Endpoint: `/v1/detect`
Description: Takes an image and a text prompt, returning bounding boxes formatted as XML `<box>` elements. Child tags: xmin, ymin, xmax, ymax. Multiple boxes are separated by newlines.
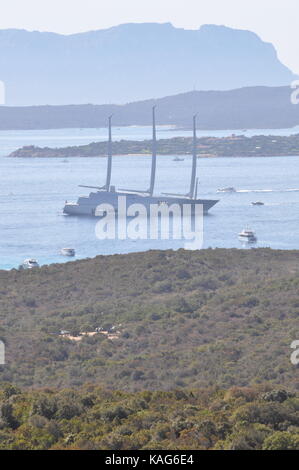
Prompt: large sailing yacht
<box><xmin>63</xmin><ymin>108</ymin><xmax>219</xmax><ymax>216</ymax></box>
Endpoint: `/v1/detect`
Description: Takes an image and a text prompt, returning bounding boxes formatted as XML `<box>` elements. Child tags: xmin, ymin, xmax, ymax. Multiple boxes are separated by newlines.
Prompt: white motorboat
<box><xmin>19</xmin><ymin>259</ymin><xmax>39</xmax><ymax>269</ymax></box>
<box><xmin>238</xmin><ymin>228</ymin><xmax>257</xmax><ymax>242</ymax></box>
<box><xmin>217</xmin><ymin>187</ymin><xmax>236</xmax><ymax>193</ymax></box>
<box><xmin>251</xmin><ymin>201</ymin><xmax>264</xmax><ymax>206</ymax></box>
<box><xmin>60</xmin><ymin>248</ymin><xmax>76</xmax><ymax>257</ymax></box>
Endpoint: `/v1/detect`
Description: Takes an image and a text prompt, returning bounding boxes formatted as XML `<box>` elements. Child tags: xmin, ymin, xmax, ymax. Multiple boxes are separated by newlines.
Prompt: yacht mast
<box><xmin>105</xmin><ymin>115</ymin><xmax>113</xmax><ymax>191</ymax></box>
<box><xmin>188</xmin><ymin>114</ymin><xmax>197</xmax><ymax>199</ymax></box>
<box><xmin>148</xmin><ymin>106</ymin><xmax>157</xmax><ymax>196</ymax></box>
<box><xmin>79</xmin><ymin>115</ymin><xmax>113</xmax><ymax>192</ymax></box>
<box><xmin>162</xmin><ymin>114</ymin><xmax>198</xmax><ymax>199</ymax></box>
<box><xmin>119</xmin><ymin>106</ymin><xmax>157</xmax><ymax>195</ymax></box>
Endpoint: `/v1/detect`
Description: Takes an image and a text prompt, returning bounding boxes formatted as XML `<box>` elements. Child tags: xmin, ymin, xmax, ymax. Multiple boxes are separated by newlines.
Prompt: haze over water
<box><xmin>1</xmin><ymin>126</ymin><xmax>299</xmax><ymax>270</ymax></box>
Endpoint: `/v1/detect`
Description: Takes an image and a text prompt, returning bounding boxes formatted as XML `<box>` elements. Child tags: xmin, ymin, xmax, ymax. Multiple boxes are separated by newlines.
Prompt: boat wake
<box><xmin>236</xmin><ymin>188</ymin><xmax>299</xmax><ymax>193</ymax></box>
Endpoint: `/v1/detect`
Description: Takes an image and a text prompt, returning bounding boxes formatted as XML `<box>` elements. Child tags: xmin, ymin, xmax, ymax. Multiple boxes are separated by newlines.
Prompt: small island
<box><xmin>7</xmin><ymin>133</ymin><xmax>299</xmax><ymax>159</ymax></box>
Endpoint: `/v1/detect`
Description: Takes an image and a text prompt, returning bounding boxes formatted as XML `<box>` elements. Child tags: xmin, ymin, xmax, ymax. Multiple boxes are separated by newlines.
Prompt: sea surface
<box><xmin>1</xmin><ymin>126</ymin><xmax>299</xmax><ymax>270</ymax></box>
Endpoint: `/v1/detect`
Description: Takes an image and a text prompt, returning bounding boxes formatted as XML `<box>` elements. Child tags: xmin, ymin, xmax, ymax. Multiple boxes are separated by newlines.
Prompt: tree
<box><xmin>263</xmin><ymin>432</ymin><xmax>299</xmax><ymax>450</ymax></box>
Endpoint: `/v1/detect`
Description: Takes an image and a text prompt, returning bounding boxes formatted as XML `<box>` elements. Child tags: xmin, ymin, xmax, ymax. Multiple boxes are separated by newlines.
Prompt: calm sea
<box><xmin>1</xmin><ymin>125</ymin><xmax>299</xmax><ymax>270</ymax></box>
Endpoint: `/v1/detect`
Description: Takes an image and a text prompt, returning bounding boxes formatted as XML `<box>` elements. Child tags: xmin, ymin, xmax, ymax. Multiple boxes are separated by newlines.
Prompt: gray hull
<box><xmin>63</xmin><ymin>190</ymin><xmax>218</xmax><ymax>216</ymax></box>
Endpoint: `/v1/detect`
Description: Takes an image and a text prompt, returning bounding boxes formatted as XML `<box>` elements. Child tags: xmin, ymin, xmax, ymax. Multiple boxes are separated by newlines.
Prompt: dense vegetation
<box><xmin>8</xmin><ymin>134</ymin><xmax>299</xmax><ymax>159</ymax></box>
<box><xmin>0</xmin><ymin>249</ymin><xmax>299</xmax><ymax>392</ymax></box>
<box><xmin>1</xmin><ymin>248</ymin><xmax>299</xmax><ymax>450</ymax></box>
<box><xmin>0</xmin><ymin>383</ymin><xmax>298</xmax><ymax>450</ymax></box>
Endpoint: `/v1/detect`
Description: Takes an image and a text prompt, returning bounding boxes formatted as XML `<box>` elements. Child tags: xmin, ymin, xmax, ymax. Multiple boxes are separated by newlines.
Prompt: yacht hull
<box><xmin>63</xmin><ymin>190</ymin><xmax>218</xmax><ymax>216</ymax></box>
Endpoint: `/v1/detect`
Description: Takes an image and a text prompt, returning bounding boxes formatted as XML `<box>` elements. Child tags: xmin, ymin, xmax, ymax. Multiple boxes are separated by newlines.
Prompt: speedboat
<box><xmin>217</xmin><ymin>187</ymin><xmax>236</xmax><ymax>193</ymax></box>
<box><xmin>238</xmin><ymin>228</ymin><xmax>257</xmax><ymax>242</ymax></box>
<box><xmin>19</xmin><ymin>259</ymin><xmax>39</xmax><ymax>270</ymax></box>
<box><xmin>173</xmin><ymin>157</ymin><xmax>184</xmax><ymax>162</ymax></box>
<box><xmin>60</xmin><ymin>248</ymin><xmax>76</xmax><ymax>257</ymax></box>
<box><xmin>251</xmin><ymin>201</ymin><xmax>264</xmax><ymax>206</ymax></box>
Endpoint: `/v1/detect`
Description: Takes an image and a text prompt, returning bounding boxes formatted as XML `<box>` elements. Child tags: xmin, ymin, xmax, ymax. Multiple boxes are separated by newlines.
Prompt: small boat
<box><xmin>19</xmin><ymin>259</ymin><xmax>39</xmax><ymax>270</ymax></box>
<box><xmin>60</xmin><ymin>248</ymin><xmax>76</xmax><ymax>257</ymax></box>
<box><xmin>238</xmin><ymin>228</ymin><xmax>257</xmax><ymax>242</ymax></box>
<box><xmin>172</xmin><ymin>157</ymin><xmax>184</xmax><ymax>162</ymax></box>
<box><xmin>251</xmin><ymin>201</ymin><xmax>264</xmax><ymax>206</ymax></box>
<box><xmin>217</xmin><ymin>187</ymin><xmax>236</xmax><ymax>193</ymax></box>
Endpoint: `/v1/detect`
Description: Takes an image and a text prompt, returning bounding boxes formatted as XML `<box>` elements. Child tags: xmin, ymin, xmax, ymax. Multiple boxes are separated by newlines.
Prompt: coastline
<box><xmin>6</xmin><ymin>133</ymin><xmax>299</xmax><ymax>159</ymax></box>
<box><xmin>6</xmin><ymin>152</ymin><xmax>299</xmax><ymax>159</ymax></box>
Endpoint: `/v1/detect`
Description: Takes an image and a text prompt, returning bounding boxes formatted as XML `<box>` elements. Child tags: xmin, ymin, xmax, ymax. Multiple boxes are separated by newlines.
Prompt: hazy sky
<box><xmin>1</xmin><ymin>0</ymin><xmax>299</xmax><ymax>73</ymax></box>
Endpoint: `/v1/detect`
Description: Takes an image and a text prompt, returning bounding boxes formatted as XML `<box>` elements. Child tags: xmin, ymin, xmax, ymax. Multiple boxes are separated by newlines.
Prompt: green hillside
<box><xmin>0</xmin><ymin>248</ymin><xmax>298</xmax><ymax>391</ymax></box>
<box><xmin>8</xmin><ymin>133</ymin><xmax>299</xmax><ymax>158</ymax></box>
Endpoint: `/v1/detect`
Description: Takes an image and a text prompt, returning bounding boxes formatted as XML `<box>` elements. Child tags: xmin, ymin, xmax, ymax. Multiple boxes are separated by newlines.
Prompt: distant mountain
<box><xmin>0</xmin><ymin>23</ymin><xmax>296</xmax><ymax>105</ymax></box>
<box><xmin>0</xmin><ymin>86</ymin><xmax>299</xmax><ymax>130</ymax></box>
